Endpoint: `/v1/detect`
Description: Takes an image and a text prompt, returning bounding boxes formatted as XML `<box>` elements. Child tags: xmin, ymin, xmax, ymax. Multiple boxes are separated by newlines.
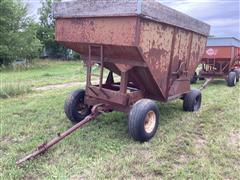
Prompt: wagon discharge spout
<box><xmin>16</xmin><ymin>104</ymin><xmax>104</xmax><ymax>165</ymax></box>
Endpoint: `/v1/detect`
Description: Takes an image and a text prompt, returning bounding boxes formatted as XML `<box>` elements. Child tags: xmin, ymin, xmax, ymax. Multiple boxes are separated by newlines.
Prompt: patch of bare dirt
<box><xmin>173</xmin><ymin>153</ymin><xmax>189</xmax><ymax>172</ymax></box>
<box><xmin>229</xmin><ymin>131</ymin><xmax>240</xmax><ymax>148</ymax></box>
<box><xmin>1</xmin><ymin>136</ymin><xmax>13</xmax><ymax>143</ymax></box>
<box><xmin>193</xmin><ymin>121</ymin><xmax>207</xmax><ymax>156</ymax></box>
<box><xmin>32</xmin><ymin>78</ymin><xmax>110</xmax><ymax>91</ymax></box>
<box><xmin>195</xmin><ymin>135</ymin><xmax>206</xmax><ymax>151</ymax></box>
<box><xmin>33</xmin><ymin>82</ymin><xmax>81</xmax><ymax>91</ymax></box>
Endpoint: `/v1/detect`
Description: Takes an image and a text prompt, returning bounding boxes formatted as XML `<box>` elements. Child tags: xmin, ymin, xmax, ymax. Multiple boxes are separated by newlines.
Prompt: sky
<box><xmin>23</xmin><ymin>0</ymin><xmax>239</xmax><ymax>38</ymax></box>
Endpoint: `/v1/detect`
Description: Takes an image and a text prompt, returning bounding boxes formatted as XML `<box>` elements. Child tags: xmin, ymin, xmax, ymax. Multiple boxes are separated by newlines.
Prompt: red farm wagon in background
<box><xmin>192</xmin><ymin>37</ymin><xmax>240</xmax><ymax>86</ymax></box>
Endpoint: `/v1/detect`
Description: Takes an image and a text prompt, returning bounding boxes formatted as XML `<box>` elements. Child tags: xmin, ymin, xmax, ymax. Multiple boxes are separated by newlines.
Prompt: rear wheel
<box><xmin>234</xmin><ymin>69</ymin><xmax>240</xmax><ymax>82</ymax></box>
<box><xmin>190</xmin><ymin>72</ymin><xmax>198</xmax><ymax>84</ymax></box>
<box><xmin>183</xmin><ymin>89</ymin><xmax>202</xmax><ymax>112</ymax></box>
<box><xmin>199</xmin><ymin>76</ymin><xmax>205</xmax><ymax>81</ymax></box>
<box><xmin>64</xmin><ymin>89</ymin><xmax>91</xmax><ymax>123</ymax></box>
<box><xmin>128</xmin><ymin>99</ymin><xmax>160</xmax><ymax>142</ymax></box>
<box><xmin>227</xmin><ymin>71</ymin><xmax>237</xmax><ymax>87</ymax></box>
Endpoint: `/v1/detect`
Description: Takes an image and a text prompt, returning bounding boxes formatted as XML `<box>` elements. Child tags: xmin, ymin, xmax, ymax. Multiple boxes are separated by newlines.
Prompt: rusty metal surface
<box><xmin>138</xmin><ymin>20</ymin><xmax>173</xmax><ymax>99</ymax></box>
<box><xmin>138</xmin><ymin>19</ymin><xmax>207</xmax><ymax>99</ymax></box>
<box><xmin>56</xmin><ymin>17</ymin><xmax>138</xmax><ymax>46</ymax></box>
<box><xmin>202</xmin><ymin>46</ymin><xmax>239</xmax><ymax>60</ymax></box>
<box><xmin>53</xmin><ymin>0</ymin><xmax>210</xmax><ymax>36</ymax></box>
<box><xmin>86</xmin><ymin>85</ymin><xmax>129</xmax><ymax>106</ymax></box>
<box><xmin>55</xmin><ymin>14</ymin><xmax>208</xmax><ymax>108</ymax></box>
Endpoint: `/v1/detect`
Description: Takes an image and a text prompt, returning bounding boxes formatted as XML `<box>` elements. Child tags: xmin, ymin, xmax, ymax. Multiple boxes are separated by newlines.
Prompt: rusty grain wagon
<box><xmin>16</xmin><ymin>0</ymin><xmax>211</xmax><ymax>165</ymax></box>
<box><xmin>53</xmin><ymin>0</ymin><xmax>210</xmax><ymax>141</ymax></box>
<box><xmin>197</xmin><ymin>37</ymin><xmax>240</xmax><ymax>87</ymax></box>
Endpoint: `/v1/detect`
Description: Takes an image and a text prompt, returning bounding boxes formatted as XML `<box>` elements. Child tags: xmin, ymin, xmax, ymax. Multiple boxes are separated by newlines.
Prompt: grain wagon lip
<box><xmin>52</xmin><ymin>0</ymin><xmax>210</xmax><ymax>36</ymax></box>
<box><xmin>54</xmin><ymin>15</ymin><xmax>209</xmax><ymax>37</ymax></box>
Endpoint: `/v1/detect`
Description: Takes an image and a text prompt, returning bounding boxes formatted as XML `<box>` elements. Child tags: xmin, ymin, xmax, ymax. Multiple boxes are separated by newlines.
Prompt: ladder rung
<box><xmin>91</xmin><ymin>74</ymin><xmax>101</xmax><ymax>77</ymax></box>
<box><xmin>90</xmin><ymin>45</ymin><xmax>102</xmax><ymax>48</ymax></box>
<box><xmin>91</xmin><ymin>60</ymin><xmax>101</xmax><ymax>64</ymax></box>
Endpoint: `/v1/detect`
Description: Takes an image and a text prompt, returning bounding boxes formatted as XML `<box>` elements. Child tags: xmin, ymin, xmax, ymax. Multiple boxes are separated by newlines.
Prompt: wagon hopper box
<box><xmin>199</xmin><ymin>37</ymin><xmax>240</xmax><ymax>87</ymax></box>
<box><xmin>52</xmin><ymin>0</ymin><xmax>210</xmax><ymax>141</ymax></box>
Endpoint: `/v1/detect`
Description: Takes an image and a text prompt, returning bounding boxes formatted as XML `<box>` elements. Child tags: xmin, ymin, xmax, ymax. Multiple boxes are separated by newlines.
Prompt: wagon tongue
<box><xmin>16</xmin><ymin>104</ymin><xmax>104</xmax><ymax>165</ymax></box>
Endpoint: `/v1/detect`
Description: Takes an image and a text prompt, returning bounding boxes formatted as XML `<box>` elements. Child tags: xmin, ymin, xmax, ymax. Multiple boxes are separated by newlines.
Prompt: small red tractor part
<box><xmin>17</xmin><ymin>0</ymin><xmax>210</xmax><ymax>165</ymax></box>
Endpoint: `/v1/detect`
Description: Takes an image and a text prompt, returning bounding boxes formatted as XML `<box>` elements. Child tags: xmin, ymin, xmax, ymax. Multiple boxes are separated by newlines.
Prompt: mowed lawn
<box><xmin>1</xmin><ymin>60</ymin><xmax>86</xmax><ymax>88</ymax></box>
<box><xmin>0</xmin><ymin>61</ymin><xmax>240</xmax><ymax>179</ymax></box>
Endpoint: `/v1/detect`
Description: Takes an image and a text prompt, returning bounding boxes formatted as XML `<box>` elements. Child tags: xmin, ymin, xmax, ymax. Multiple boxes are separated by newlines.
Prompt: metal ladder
<box><xmin>87</xmin><ymin>45</ymin><xmax>104</xmax><ymax>88</ymax></box>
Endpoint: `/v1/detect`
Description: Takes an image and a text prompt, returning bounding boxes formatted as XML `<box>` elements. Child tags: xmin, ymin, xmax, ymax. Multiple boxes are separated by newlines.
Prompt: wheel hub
<box><xmin>144</xmin><ymin>111</ymin><xmax>156</xmax><ymax>133</ymax></box>
<box><xmin>77</xmin><ymin>104</ymin><xmax>88</xmax><ymax>115</ymax></box>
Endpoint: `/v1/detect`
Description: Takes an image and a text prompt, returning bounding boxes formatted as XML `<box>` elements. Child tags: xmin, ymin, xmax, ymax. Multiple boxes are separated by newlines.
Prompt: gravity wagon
<box><xmin>196</xmin><ymin>37</ymin><xmax>240</xmax><ymax>86</ymax></box>
<box><xmin>54</xmin><ymin>0</ymin><xmax>210</xmax><ymax>141</ymax></box>
<box><xmin>17</xmin><ymin>0</ymin><xmax>211</xmax><ymax>165</ymax></box>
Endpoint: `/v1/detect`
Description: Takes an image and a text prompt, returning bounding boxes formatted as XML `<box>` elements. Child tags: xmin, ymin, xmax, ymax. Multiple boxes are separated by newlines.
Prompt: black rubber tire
<box><xmin>227</xmin><ymin>71</ymin><xmax>237</xmax><ymax>87</ymax></box>
<box><xmin>128</xmin><ymin>99</ymin><xmax>160</xmax><ymax>142</ymax></box>
<box><xmin>190</xmin><ymin>72</ymin><xmax>198</xmax><ymax>84</ymax></box>
<box><xmin>183</xmin><ymin>89</ymin><xmax>202</xmax><ymax>112</ymax></box>
<box><xmin>64</xmin><ymin>89</ymin><xmax>91</xmax><ymax>123</ymax></box>
<box><xmin>234</xmin><ymin>69</ymin><xmax>240</xmax><ymax>82</ymax></box>
<box><xmin>199</xmin><ymin>77</ymin><xmax>205</xmax><ymax>81</ymax></box>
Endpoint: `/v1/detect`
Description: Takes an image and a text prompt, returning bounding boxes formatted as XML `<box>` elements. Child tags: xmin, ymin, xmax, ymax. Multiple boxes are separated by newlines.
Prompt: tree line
<box><xmin>0</xmin><ymin>0</ymin><xmax>74</xmax><ymax>66</ymax></box>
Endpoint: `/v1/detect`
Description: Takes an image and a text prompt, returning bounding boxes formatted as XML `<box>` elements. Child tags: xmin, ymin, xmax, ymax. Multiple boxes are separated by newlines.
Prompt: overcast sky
<box><xmin>24</xmin><ymin>0</ymin><xmax>239</xmax><ymax>38</ymax></box>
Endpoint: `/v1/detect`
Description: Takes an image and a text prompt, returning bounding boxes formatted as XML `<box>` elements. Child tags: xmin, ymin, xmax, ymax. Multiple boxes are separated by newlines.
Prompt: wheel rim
<box><xmin>77</xmin><ymin>104</ymin><xmax>87</xmax><ymax>115</ymax></box>
<box><xmin>234</xmin><ymin>76</ymin><xmax>237</xmax><ymax>85</ymax></box>
<box><xmin>144</xmin><ymin>111</ymin><xmax>156</xmax><ymax>133</ymax></box>
<box><xmin>194</xmin><ymin>95</ymin><xmax>201</xmax><ymax>111</ymax></box>
<box><xmin>76</xmin><ymin>99</ymin><xmax>88</xmax><ymax>116</ymax></box>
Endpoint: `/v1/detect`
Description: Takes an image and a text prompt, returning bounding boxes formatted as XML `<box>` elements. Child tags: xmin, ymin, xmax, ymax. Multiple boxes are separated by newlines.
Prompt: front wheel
<box><xmin>128</xmin><ymin>99</ymin><xmax>160</xmax><ymax>142</ymax></box>
<box><xmin>183</xmin><ymin>89</ymin><xmax>202</xmax><ymax>112</ymax></box>
<box><xmin>190</xmin><ymin>72</ymin><xmax>198</xmax><ymax>84</ymax></box>
<box><xmin>64</xmin><ymin>89</ymin><xmax>91</xmax><ymax>123</ymax></box>
<box><xmin>227</xmin><ymin>71</ymin><xmax>237</xmax><ymax>87</ymax></box>
<box><xmin>234</xmin><ymin>69</ymin><xmax>240</xmax><ymax>82</ymax></box>
<box><xmin>199</xmin><ymin>76</ymin><xmax>205</xmax><ymax>81</ymax></box>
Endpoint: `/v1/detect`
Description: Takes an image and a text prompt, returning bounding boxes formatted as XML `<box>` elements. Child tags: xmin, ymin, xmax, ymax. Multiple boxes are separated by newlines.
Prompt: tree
<box><xmin>0</xmin><ymin>0</ymin><xmax>41</xmax><ymax>65</ymax></box>
<box><xmin>37</xmin><ymin>0</ymin><xmax>68</xmax><ymax>59</ymax></box>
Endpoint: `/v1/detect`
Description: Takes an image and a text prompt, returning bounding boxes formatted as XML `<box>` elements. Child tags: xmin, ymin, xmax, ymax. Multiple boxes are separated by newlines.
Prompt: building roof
<box><xmin>207</xmin><ymin>37</ymin><xmax>240</xmax><ymax>47</ymax></box>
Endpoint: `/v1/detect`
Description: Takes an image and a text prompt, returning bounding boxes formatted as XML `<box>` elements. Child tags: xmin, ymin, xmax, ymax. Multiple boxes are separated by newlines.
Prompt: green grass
<box><xmin>0</xmin><ymin>62</ymin><xmax>239</xmax><ymax>179</ymax></box>
<box><xmin>0</xmin><ymin>82</ymin><xmax>32</xmax><ymax>98</ymax></box>
<box><xmin>0</xmin><ymin>60</ymin><xmax>86</xmax><ymax>88</ymax></box>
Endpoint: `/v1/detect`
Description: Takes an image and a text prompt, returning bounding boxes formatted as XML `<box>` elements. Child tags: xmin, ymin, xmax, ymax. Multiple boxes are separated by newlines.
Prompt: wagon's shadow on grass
<box><xmin>197</xmin><ymin>79</ymin><xmax>227</xmax><ymax>88</ymax></box>
<box><xmin>16</xmin><ymin>101</ymin><xmax>185</xmax><ymax>167</ymax></box>
<box><xmin>207</xmin><ymin>79</ymin><xmax>227</xmax><ymax>86</ymax></box>
<box><xmin>157</xmin><ymin>101</ymin><xmax>184</xmax><ymax>126</ymax></box>
<box><xmin>86</xmin><ymin>100</ymin><xmax>183</xmax><ymax>142</ymax></box>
